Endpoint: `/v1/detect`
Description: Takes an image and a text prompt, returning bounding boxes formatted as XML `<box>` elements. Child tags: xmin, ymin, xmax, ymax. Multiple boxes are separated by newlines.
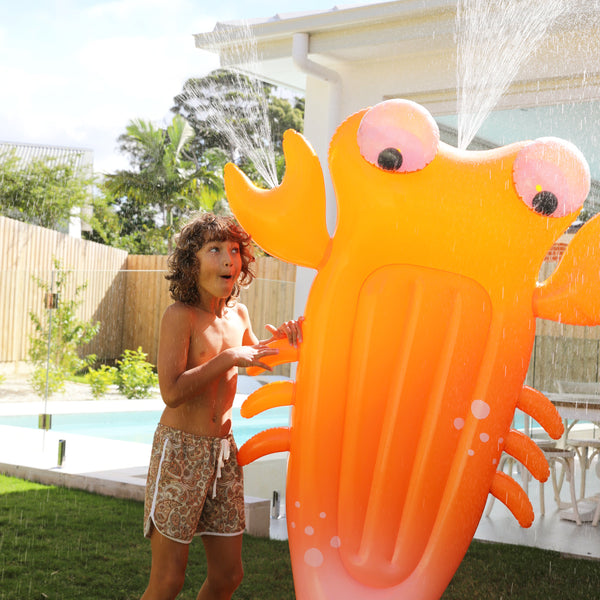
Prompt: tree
<box><xmin>267</xmin><ymin>95</ymin><xmax>305</xmax><ymax>152</ymax></box>
<box><xmin>0</xmin><ymin>151</ymin><xmax>94</xmax><ymax>231</ymax></box>
<box><xmin>83</xmin><ymin>190</ymin><xmax>168</xmax><ymax>254</ymax></box>
<box><xmin>97</xmin><ymin>72</ymin><xmax>305</xmax><ymax>254</ymax></box>
<box><xmin>170</xmin><ymin>70</ymin><xmax>240</xmax><ymax>160</ymax></box>
<box><xmin>171</xmin><ymin>69</ymin><xmax>304</xmax><ymax>187</ymax></box>
<box><xmin>28</xmin><ymin>259</ymin><xmax>100</xmax><ymax>399</ymax></box>
<box><xmin>104</xmin><ymin>115</ymin><xmax>223</xmax><ymax>251</ymax></box>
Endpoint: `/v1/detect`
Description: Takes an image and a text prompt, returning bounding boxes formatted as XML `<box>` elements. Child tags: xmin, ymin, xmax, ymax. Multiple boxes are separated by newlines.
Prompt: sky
<box><xmin>3</xmin><ymin>0</ymin><xmax>599</xmax><ymax>183</ymax></box>
<box><xmin>0</xmin><ymin>0</ymin><xmax>382</xmax><ymax>175</ymax></box>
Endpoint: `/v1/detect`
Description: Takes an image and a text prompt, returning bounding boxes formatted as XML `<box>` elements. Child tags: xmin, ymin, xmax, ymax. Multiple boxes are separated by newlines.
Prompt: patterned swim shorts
<box><xmin>144</xmin><ymin>424</ymin><xmax>245</xmax><ymax>543</ymax></box>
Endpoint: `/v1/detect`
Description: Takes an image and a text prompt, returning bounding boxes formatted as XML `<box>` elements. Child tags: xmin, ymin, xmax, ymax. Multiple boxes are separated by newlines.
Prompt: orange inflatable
<box><xmin>225</xmin><ymin>99</ymin><xmax>600</xmax><ymax>599</ymax></box>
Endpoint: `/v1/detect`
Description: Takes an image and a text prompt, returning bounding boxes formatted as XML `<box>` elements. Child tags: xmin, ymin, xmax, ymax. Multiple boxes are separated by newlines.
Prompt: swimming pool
<box><xmin>0</xmin><ymin>406</ymin><xmax>292</xmax><ymax>448</ymax></box>
<box><xmin>0</xmin><ymin>405</ymin><xmax>568</xmax><ymax>450</ymax></box>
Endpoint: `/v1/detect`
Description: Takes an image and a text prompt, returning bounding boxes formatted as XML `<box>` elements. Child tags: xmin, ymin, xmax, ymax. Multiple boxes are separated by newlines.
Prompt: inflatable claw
<box><xmin>225</xmin><ymin>99</ymin><xmax>598</xmax><ymax>599</ymax></box>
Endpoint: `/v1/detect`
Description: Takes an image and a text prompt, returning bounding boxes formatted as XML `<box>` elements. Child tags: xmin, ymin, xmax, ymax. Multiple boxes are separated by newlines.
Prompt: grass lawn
<box><xmin>1</xmin><ymin>474</ymin><xmax>599</xmax><ymax>599</ymax></box>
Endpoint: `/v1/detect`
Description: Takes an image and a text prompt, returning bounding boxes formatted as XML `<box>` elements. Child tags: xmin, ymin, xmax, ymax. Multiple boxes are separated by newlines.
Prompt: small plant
<box><xmin>87</xmin><ymin>364</ymin><xmax>117</xmax><ymax>400</ymax></box>
<box><xmin>114</xmin><ymin>347</ymin><xmax>158</xmax><ymax>399</ymax></box>
<box><xmin>30</xmin><ymin>366</ymin><xmax>66</xmax><ymax>398</ymax></box>
<box><xmin>28</xmin><ymin>259</ymin><xmax>100</xmax><ymax>398</ymax></box>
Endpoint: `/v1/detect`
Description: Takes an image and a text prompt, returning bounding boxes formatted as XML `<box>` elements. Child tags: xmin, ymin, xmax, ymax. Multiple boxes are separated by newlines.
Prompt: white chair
<box><xmin>593</xmin><ymin>496</ymin><xmax>600</xmax><ymax>526</ymax></box>
<box><xmin>485</xmin><ymin>433</ymin><xmax>581</xmax><ymax>524</ymax></box>
<box><xmin>484</xmin><ymin>440</ymin><xmax>576</xmax><ymax>522</ymax></box>
<box><xmin>556</xmin><ymin>380</ymin><xmax>600</xmax><ymax>500</ymax></box>
<box><xmin>566</xmin><ymin>438</ymin><xmax>600</xmax><ymax>499</ymax></box>
<box><xmin>579</xmin><ymin>458</ymin><xmax>600</xmax><ymax>526</ymax></box>
<box><xmin>539</xmin><ymin>446</ymin><xmax>582</xmax><ymax>525</ymax></box>
<box><xmin>485</xmin><ymin>453</ymin><xmax>521</xmax><ymax>517</ymax></box>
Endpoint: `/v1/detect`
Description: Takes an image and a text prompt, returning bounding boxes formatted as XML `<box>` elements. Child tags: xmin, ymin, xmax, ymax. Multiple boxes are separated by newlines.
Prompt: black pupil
<box><xmin>378</xmin><ymin>147</ymin><xmax>403</xmax><ymax>171</ymax></box>
<box><xmin>532</xmin><ymin>190</ymin><xmax>558</xmax><ymax>216</ymax></box>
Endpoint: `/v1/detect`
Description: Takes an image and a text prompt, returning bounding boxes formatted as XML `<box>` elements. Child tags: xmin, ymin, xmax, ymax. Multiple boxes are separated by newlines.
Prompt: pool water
<box><xmin>0</xmin><ymin>408</ymin><xmax>569</xmax><ymax>448</ymax></box>
<box><xmin>0</xmin><ymin>406</ymin><xmax>292</xmax><ymax>448</ymax></box>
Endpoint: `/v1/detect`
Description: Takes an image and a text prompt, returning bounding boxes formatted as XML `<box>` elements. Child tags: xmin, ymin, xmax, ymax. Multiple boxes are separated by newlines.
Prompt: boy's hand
<box><xmin>230</xmin><ymin>344</ymin><xmax>279</xmax><ymax>371</ymax></box>
<box><xmin>264</xmin><ymin>317</ymin><xmax>304</xmax><ymax>348</ymax></box>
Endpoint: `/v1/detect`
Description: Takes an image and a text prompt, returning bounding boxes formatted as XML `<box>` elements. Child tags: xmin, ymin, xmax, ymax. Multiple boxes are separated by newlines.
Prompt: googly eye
<box><xmin>513</xmin><ymin>137</ymin><xmax>590</xmax><ymax>218</ymax></box>
<box><xmin>357</xmin><ymin>99</ymin><xmax>440</xmax><ymax>173</ymax></box>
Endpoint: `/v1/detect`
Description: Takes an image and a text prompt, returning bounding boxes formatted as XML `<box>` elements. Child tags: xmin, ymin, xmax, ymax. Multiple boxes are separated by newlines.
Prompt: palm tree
<box><xmin>105</xmin><ymin>115</ymin><xmax>223</xmax><ymax>251</ymax></box>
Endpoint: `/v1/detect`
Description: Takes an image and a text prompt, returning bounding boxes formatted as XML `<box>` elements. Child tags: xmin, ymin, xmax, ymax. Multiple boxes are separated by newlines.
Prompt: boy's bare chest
<box><xmin>188</xmin><ymin>310</ymin><xmax>244</xmax><ymax>366</ymax></box>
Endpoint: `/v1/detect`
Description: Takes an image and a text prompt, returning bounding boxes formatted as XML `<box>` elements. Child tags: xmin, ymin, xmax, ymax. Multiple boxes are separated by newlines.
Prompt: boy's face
<box><xmin>195</xmin><ymin>239</ymin><xmax>242</xmax><ymax>300</ymax></box>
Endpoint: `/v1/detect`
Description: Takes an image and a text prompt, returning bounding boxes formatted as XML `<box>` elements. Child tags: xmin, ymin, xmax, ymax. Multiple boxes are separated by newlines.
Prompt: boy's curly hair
<box><xmin>166</xmin><ymin>213</ymin><xmax>255</xmax><ymax>306</ymax></box>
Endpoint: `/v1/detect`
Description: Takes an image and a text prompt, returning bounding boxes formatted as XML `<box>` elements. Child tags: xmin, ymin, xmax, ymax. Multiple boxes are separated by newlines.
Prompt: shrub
<box><xmin>115</xmin><ymin>347</ymin><xmax>158</xmax><ymax>399</ymax></box>
<box><xmin>87</xmin><ymin>364</ymin><xmax>117</xmax><ymax>400</ymax></box>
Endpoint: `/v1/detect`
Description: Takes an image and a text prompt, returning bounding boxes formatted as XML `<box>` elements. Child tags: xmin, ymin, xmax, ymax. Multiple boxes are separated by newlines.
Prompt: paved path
<box><xmin>0</xmin><ymin>373</ymin><xmax>160</xmax><ymax>404</ymax></box>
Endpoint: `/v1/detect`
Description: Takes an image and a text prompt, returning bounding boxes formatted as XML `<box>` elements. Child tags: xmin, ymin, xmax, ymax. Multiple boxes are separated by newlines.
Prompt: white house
<box><xmin>195</xmin><ymin>0</ymin><xmax>600</xmax><ymax>314</ymax></box>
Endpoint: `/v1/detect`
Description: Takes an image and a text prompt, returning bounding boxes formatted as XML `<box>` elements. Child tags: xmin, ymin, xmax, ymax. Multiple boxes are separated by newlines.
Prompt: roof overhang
<box><xmin>195</xmin><ymin>1</ymin><xmax>457</xmax><ymax>94</ymax></box>
<box><xmin>195</xmin><ymin>0</ymin><xmax>600</xmax><ymax>114</ymax></box>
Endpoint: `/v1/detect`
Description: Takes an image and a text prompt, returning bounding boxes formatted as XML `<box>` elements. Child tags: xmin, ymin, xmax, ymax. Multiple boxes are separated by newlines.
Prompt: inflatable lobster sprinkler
<box><xmin>225</xmin><ymin>99</ymin><xmax>600</xmax><ymax>599</ymax></box>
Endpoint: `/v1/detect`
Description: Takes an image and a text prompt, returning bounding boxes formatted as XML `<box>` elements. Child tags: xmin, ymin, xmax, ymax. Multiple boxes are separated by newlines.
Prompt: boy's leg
<box><xmin>196</xmin><ymin>534</ymin><xmax>244</xmax><ymax>600</ymax></box>
<box><xmin>141</xmin><ymin>528</ymin><xmax>190</xmax><ymax>600</ymax></box>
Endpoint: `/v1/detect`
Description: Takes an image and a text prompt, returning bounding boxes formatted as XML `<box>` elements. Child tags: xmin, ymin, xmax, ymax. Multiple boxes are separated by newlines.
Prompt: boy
<box><xmin>141</xmin><ymin>213</ymin><xmax>301</xmax><ymax>600</ymax></box>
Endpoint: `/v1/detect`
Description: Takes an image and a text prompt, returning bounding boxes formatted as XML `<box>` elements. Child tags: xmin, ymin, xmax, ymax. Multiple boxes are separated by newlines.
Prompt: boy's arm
<box><xmin>158</xmin><ymin>304</ymin><xmax>277</xmax><ymax>408</ymax></box>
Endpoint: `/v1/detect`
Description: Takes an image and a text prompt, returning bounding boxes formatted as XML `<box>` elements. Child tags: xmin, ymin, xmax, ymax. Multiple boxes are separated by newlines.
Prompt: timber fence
<box><xmin>0</xmin><ymin>216</ymin><xmax>296</xmax><ymax>374</ymax></box>
<box><xmin>2</xmin><ymin>215</ymin><xmax>600</xmax><ymax>391</ymax></box>
<box><xmin>528</xmin><ymin>255</ymin><xmax>600</xmax><ymax>392</ymax></box>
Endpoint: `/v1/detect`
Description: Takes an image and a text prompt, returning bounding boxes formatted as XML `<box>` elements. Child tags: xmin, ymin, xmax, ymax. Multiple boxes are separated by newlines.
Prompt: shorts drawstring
<box><xmin>212</xmin><ymin>437</ymin><xmax>231</xmax><ymax>499</ymax></box>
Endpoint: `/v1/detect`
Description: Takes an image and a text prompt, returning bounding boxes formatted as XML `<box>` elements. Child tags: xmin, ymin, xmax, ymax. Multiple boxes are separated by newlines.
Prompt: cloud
<box><xmin>78</xmin><ymin>32</ymin><xmax>216</xmax><ymax>99</ymax></box>
<box><xmin>85</xmin><ymin>0</ymin><xmax>195</xmax><ymax>22</ymax></box>
<box><xmin>2</xmin><ymin>0</ymin><xmax>314</xmax><ymax>174</ymax></box>
<box><xmin>72</xmin><ymin>30</ymin><xmax>218</xmax><ymax>172</ymax></box>
<box><xmin>1</xmin><ymin>0</ymin><xmax>219</xmax><ymax>173</ymax></box>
